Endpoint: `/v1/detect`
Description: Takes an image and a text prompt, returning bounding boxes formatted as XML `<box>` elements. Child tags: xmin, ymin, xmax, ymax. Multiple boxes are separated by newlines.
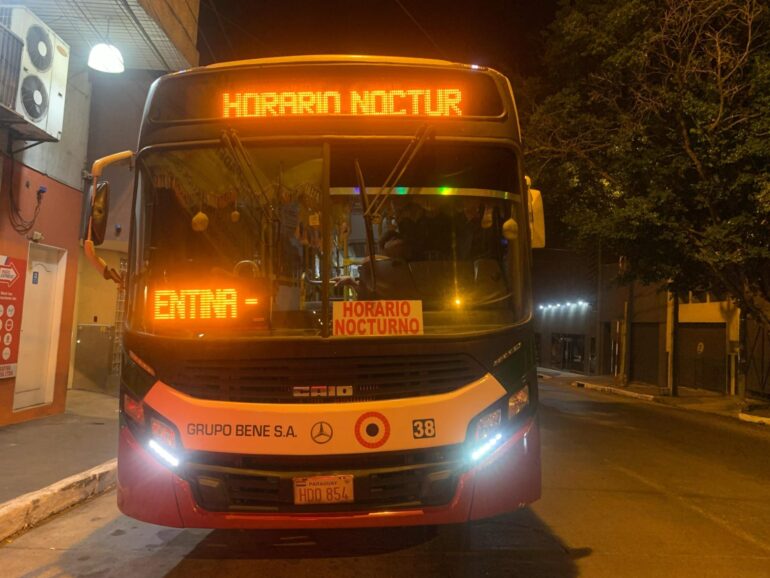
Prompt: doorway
<box><xmin>13</xmin><ymin>244</ymin><xmax>67</xmax><ymax>410</ymax></box>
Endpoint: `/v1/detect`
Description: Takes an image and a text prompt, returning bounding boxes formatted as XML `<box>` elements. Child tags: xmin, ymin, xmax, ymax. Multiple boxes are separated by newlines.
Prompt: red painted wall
<box><xmin>0</xmin><ymin>154</ymin><xmax>82</xmax><ymax>425</ymax></box>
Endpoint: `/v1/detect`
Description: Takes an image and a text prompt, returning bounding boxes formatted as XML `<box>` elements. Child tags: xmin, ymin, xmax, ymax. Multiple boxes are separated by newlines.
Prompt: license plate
<box><xmin>293</xmin><ymin>475</ymin><xmax>354</xmax><ymax>505</ymax></box>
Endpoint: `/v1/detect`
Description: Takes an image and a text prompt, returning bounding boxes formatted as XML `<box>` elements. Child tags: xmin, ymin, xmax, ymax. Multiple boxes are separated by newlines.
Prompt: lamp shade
<box><xmin>88</xmin><ymin>43</ymin><xmax>125</xmax><ymax>73</ymax></box>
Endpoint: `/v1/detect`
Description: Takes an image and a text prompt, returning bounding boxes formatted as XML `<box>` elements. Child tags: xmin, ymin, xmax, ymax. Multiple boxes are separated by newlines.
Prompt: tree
<box><xmin>524</xmin><ymin>0</ymin><xmax>770</xmax><ymax>324</ymax></box>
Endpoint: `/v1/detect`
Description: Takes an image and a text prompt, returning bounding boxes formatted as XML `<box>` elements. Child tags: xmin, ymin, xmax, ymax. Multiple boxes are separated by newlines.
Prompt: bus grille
<box><xmin>183</xmin><ymin>446</ymin><xmax>463</xmax><ymax>512</ymax></box>
<box><xmin>169</xmin><ymin>354</ymin><xmax>485</xmax><ymax>403</ymax></box>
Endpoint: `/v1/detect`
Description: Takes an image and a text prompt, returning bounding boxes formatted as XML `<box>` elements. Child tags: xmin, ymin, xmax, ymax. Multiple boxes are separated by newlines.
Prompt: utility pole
<box><xmin>595</xmin><ymin>243</ymin><xmax>603</xmax><ymax>375</ymax></box>
<box><xmin>666</xmin><ymin>291</ymin><xmax>679</xmax><ymax>396</ymax></box>
<box><xmin>618</xmin><ymin>281</ymin><xmax>634</xmax><ymax>387</ymax></box>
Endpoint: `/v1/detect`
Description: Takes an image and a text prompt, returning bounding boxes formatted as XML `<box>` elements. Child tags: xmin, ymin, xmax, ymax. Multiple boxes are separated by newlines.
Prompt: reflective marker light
<box><xmin>508</xmin><ymin>386</ymin><xmax>530</xmax><ymax>419</ymax></box>
<box><xmin>148</xmin><ymin>439</ymin><xmax>180</xmax><ymax>468</ymax></box>
<box><xmin>123</xmin><ymin>394</ymin><xmax>144</xmax><ymax>425</ymax></box>
<box><xmin>128</xmin><ymin>350</ymin><xmax>155</xmax><ymax>377</ymax></box>
<box><xmin>471</xmin><ymin>433</ymin><xmax>502</xmax><ymax>461</ymax></box>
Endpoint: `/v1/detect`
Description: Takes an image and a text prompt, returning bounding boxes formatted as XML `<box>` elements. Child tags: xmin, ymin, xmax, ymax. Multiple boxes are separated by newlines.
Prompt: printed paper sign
<box><xmin>0</xmin><ymin>256</ymin><xmax>26</xmax><ymax>379</ymax></box>
<box><xmin>332</xmin><ymin>300</ymin><xmax>423</xmax><ymax>337</ymax></box>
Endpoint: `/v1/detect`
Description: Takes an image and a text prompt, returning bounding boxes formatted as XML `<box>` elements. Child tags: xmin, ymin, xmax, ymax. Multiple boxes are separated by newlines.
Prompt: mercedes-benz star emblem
<box><xmin>311</xmin><ymin>421</ymin><xmax>333</xmax><ymax>444</ymax></box>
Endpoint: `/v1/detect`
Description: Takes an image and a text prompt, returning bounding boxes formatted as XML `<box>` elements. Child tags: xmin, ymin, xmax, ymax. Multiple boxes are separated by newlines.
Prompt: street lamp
<box><xmin>88</xmin><ymin>43</ymin><xmax>124</xmax><ymax>73</ymax></box>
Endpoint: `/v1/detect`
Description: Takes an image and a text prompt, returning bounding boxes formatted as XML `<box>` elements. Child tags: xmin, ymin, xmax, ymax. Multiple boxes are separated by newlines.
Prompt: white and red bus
<box><xmin>85</xmin><ymin>55</ymin><xmax>545</xmax><ymax>529</ymax></box>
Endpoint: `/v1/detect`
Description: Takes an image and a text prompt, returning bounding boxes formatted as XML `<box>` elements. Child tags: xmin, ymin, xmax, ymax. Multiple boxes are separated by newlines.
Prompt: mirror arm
<box><xmin>86</xmin><ymin>150</ymin><xmax>134</xmax><ymax>284</ymax></box>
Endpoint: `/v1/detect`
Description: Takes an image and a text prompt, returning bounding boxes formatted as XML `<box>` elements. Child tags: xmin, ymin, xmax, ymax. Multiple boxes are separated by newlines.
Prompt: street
<box><xmin>2</xmin><ymin>374</ymin><xmax>770</xmax><ymax>577</ymax></box>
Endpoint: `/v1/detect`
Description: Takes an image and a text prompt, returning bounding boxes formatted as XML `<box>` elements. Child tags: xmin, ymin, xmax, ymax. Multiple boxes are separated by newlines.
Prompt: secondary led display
<box><xmin>153</xmin><ymin>288</ymin><xmax>260</xmax><ymax>321</ymax></box>
<box><xmin>222</xmin><ymin>88</ymin><xmax>463</xmax><ymax>118</ymax></box>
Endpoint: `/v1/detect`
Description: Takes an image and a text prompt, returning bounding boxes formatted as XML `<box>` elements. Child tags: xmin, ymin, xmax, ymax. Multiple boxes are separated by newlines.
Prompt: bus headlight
<box><xmin>471</xmin><ymin>406</ymin><xmax>504</xmax><ymax>461</ymax></box>
<box><xmin>469</xmin><ymin>385</ymin><xmax>530</xmax><ymax>462</ymax></box>
<box><xmin>148</xmin><ymin>439</ymin><xmax>181</xmax><ymax>468</ymax></box>
<box><xmin>122</xmin><ymin>391</ymin><xmax>183</xmax><ymax>469</ymax></box>
<box><xmin>148</xmin><ymin>417</ymin><xmax>181</xmax><ymax>468</ymax></box>
<box><xmin>475</xmin><ymin>408</ymin><xmax>502</xmax><ymax>441</ymax></box>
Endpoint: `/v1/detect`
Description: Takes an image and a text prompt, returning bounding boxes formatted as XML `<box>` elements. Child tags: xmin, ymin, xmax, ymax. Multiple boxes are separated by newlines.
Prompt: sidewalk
<box><xmin>552</xmin><ymin>371</ymin><xmax>770</xmax><ymax>425</ymax></box>
<box><xmin>0</xmin><ymin>389</ymin><xmax>118</xmax><ymax>542</ymax></box>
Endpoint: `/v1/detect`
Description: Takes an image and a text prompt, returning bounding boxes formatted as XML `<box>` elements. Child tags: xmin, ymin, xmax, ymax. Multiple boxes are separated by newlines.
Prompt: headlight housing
<box><xmin>469</xmin><ymin>383</ymin><xmax>530</xmax><ymax>462</ymax></box>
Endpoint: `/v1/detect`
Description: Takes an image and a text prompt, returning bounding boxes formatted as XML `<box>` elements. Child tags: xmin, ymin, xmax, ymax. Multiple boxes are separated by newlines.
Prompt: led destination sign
<box><xmin>148</xmin><ymin>65</ymin><xmax>505</xmax><ymax>122</ymax></box>
<box><xmin>153</xmin><ymin>288</ymin><xmax>260</xmax><ymax>321</ymax></box>
<box><xmin>222</xmin><ymin>88</ymin><xmax>463</xmax><ymax>118</ymax></box>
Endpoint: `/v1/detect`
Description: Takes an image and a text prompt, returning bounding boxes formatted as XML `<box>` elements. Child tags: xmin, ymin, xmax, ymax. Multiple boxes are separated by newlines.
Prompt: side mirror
<box><xmin>526</xmin><ymin>177</ymin><xmax>546</xmax><ymax>248</ymax></box>
<box><xmin>89</xmin><ymin>181</ymin><xmax>110</xmax><ymax>246</ymax></box>
<box><xmin>84</xmin><ymin>150</ymin><xmax>133</xmax><ymax>283</ymax></box>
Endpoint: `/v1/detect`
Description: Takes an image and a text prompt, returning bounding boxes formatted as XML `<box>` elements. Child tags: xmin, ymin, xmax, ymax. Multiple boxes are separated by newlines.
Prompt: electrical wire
<box><xmin>116</xmin><ymin>0</ymin><xmax>171</xmax><ymax>70</ymax></box>
<box><xmin>204</xmin><ymin>0</ymin><xmax>236</xmax><ymax>61</ymax></box>
<box><xmin>5</xmin><ymin>155</ymin><xmax>44</xmax><ymax>235</ymax></box>
<box><xmin>392</xmin><ymin>0</ymin><xmax>448</xmax><ymax>59</ymax></box>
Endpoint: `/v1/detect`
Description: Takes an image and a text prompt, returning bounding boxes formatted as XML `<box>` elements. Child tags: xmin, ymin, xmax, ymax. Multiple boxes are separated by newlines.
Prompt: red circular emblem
<box><xmin>354</xmin><ymin>411</ymin><xmax>391</xmax><ymax>449</ymax></box>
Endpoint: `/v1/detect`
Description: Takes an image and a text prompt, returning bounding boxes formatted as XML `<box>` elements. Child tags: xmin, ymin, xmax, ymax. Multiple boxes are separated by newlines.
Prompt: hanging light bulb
<box><xmin>88</xmin><ymin>43</ymin><xmax>125</xmax><ymax>73</ymax></box>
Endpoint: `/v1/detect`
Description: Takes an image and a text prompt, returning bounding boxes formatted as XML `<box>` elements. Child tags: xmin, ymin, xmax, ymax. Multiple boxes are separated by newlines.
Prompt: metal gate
<box><xmin>676</xmin><ymin>323</ymin><xmax>726</xmax><ymax>393</ymax></box>
<box><xmin>746</xmin><ymin>318</ymin><xmax>770</xmax><ymax>398</ymax></box>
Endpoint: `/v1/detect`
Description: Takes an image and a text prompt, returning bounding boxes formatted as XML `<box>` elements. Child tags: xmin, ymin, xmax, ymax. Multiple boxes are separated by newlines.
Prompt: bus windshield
<box><xmin>130</xmin><ymin>141</ymin><xmax>526</xmax><ymax>338</ymax></box>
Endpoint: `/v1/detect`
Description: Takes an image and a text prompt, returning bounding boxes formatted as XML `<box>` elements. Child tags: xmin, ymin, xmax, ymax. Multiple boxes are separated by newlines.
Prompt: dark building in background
<box><xmin>533</xmin><ymin>248</ymin><xmax>745</xmax><ymax>397</ymax></box>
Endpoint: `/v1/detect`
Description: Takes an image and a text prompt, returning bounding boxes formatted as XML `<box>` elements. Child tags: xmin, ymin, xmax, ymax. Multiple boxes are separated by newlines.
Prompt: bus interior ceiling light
<box><xmin>88</xmin><ymin>43</ymin><xmax>125</xmax><ymax>74</ymax></box>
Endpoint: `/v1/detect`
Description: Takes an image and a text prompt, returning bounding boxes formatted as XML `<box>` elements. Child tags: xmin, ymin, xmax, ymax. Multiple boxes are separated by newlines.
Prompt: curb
<box><xmin>738</xmin><ymin>412</ymin><xmax>770</xmax><ymax>426</ymax></box>
<box><xmin>0</xmin><ymin>458</ymin><xmax>117</xmax><ymax>543</ymax></box>
<box><xmin>572</xmin><ymin>380</ymin><xmax>656</xmax><ymax>402</ymax></box>
<box><xmin>572</xmin><ymin>380</ymin><xmax>770</xmax><ymax>425</ymax></box>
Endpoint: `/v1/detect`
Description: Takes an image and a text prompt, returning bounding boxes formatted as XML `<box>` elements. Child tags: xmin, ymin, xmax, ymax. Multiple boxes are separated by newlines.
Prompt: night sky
<box><xmin>197</xmin><ymin>1</ymin><xmax>558</xmax><ymax>77</ymax></box>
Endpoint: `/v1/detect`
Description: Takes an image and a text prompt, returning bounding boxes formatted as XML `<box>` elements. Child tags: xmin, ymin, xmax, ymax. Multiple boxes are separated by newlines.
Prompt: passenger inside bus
<box><xmin>333</xmin><ymin>228</ymin><xmax>419</xmax><ymax>300</ymax></box>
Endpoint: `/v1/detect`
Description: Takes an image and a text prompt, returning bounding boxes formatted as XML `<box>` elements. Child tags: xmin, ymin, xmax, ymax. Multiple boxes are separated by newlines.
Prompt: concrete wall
<box><xmin>532</xmin><ymin>248</ymin><xmax>592</xmax><ymax>307</ymax></box>
<box><xmin>0</xmin><ymin>156</ymin><xmax>82</xmax><ymax>425</ymax></box>
<box><xmin>680</xmin><ymin>301</ymin><xmax>739</xmax><ymax>342</ymax></box>
<box><xmin>87</xmin><ymin>69</ymin><xmax>161</xmax><ymax>248</ymax></box>
<box><xmin>138</xmin><ymin>0</ymin><xmax>200</xmax><ymax>67</ymax></box>
<box><xmin>632</xmin><ymin>283</ymin><xmax>667</xmax><ymax>324</ymax></box>
<box><xmin>76</xmin><ymin>245</ymin><xmax>125</xmax><ymax>325</ymax></box>
<box><xmin>18</xmin><ymin>63</ymin><xmax>91</xmax><ymax>191</ymax></box>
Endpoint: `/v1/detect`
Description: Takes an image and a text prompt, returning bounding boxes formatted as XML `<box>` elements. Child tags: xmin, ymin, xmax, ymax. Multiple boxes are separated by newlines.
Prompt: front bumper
<box><xmin>117</xmin><ymin>414</ymin><xmax>541</xmax><ymax>529</ymax></box>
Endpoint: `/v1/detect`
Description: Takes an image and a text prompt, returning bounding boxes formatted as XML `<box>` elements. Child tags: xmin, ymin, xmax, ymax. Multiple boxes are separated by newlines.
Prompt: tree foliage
<box><xmin>524</xmin><ymin>0</ymin><xmax>770</xmax><ymax>323</ymax></box>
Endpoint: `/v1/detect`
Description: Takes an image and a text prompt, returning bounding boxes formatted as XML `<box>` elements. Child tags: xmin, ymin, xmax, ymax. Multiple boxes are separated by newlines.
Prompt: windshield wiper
<box><xmin>220</xmin><ymin>129</ymin><xmax>277</xmax><ymax>221</ymax></box>
<box><xmin>365</xmin><ymin>124</ymin><xmax>434</xmax><ymax>222</ymax></box>
<box><xmin>220</xmin><ymin>129</ymin><xmax>283</xmax><ymax>323</ymax></box>
<box><xmin>354</xmin><ymin>159</ymin><xmax>378</xmax><ymax>291</ymax></box>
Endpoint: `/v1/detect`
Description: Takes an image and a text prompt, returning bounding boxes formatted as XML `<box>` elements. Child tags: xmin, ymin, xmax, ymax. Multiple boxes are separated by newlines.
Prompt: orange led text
<box><xmin>154</xmin><ymin>288</ymin><xmax>238</xmax><ymax>320</ymax></box>
<box><xmin>222</xmin><ymin>88</ymin><xmax>463</xmax><ymax>118</ymax></box>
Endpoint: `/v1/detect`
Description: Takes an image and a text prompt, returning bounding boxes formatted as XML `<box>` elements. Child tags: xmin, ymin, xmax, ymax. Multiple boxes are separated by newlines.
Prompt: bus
<box><xmin>85</xmin><ymin>55</ymin><xmax>545</xmax><ymax>529</ymax></box>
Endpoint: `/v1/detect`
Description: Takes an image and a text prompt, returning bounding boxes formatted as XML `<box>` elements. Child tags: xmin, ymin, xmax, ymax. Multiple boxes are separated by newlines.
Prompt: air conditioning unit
<box><xmin>0</xmin><ymin>6</ymin><xmax>69</xmax><ymax>141</ymax></box>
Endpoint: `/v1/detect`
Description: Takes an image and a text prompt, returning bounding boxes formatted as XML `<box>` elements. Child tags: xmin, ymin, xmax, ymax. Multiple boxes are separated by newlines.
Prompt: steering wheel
<box><xmin>233</xmin><ymin>260</ymin><xmax>261</xmax><ymax>278</ymax></box>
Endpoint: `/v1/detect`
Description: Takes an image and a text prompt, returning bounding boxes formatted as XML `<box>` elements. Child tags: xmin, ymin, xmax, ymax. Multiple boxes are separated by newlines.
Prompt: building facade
<box><xmin>0</xmin><ymin>0</ymin><xmax>199</xmax><ymax>426</ymax></box>
<box><xmin>534</xmin><ymin>248</ymin><xmax>745</xmax><ymax>397</ymax></box>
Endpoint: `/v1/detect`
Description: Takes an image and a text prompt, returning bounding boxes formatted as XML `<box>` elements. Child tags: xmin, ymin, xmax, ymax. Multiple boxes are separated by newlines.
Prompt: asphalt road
<box><xmin>2</xmin><ymin>374</ymin><xmax>770</xmax><ymax>577</ymax></box>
